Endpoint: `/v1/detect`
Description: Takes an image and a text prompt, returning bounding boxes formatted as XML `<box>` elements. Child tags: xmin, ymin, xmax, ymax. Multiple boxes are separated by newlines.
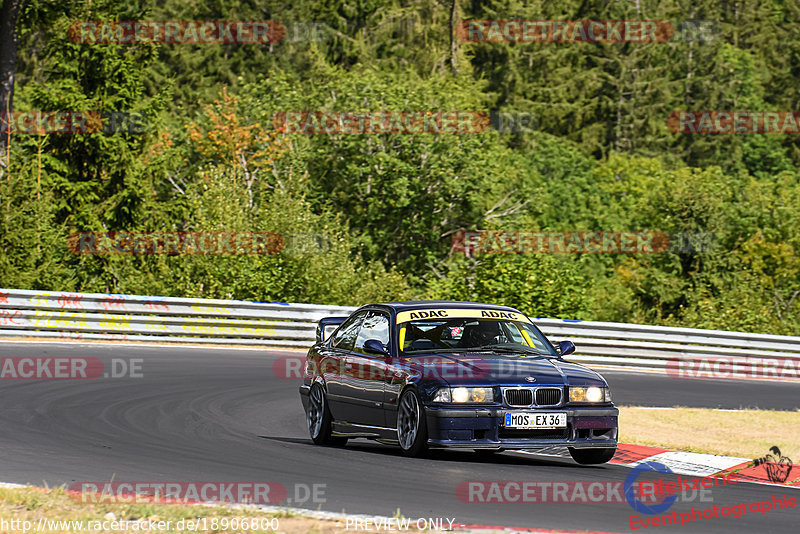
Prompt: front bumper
<box><xmin>425</xmin><ymin>405</ymin><xmax>618</xmax><ymax>450</ymax></box>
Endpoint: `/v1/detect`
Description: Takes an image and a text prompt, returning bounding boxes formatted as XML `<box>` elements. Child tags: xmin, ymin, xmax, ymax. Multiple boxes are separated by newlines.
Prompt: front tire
<box><xmin>569</xmin><ymin>447</ymin><xmax>616</xmax><ymax>464</ymax></box>
<box><xmin>307</xmin><ymin>383</ymin><xmax>347</xmax><ymax>446</ymax></box>
<box><xmin>397</xmin><ymin>388</ymin><xmax>428</xmax><ymax>457</ymax></box>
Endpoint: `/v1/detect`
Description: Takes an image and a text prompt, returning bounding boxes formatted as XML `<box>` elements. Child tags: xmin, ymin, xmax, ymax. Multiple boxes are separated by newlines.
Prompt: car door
<box><xmin>345</xmin><ymin>310</ymin><xmax>392</xmax><ymax>427</ymax></box>
<box><xmin>322</xmin><ymin>311</ymin><xmax>366</xmax><ymax>420</ymax></box>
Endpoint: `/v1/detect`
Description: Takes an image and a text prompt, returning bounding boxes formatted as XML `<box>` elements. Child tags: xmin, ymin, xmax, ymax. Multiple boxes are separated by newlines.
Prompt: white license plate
<box><xmin>503</xmin><ymin>412</ymin><xmax>566</xmax><ymax>429</ymax></box>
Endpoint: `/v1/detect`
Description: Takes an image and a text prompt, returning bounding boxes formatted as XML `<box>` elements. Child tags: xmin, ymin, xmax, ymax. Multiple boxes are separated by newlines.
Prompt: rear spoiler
<box><xmin>316</xmin><ymin>316</ymin><xmax>349</xmax><ymax>343</ymax></box>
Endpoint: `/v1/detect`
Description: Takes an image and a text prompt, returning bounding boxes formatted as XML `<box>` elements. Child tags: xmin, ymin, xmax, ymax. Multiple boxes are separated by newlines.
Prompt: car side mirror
<box><xmin>557</xmin><ymin>340</ymin><xmax>576</xmax><ymax>357</ymax></box>
<box><xmin>364</xmin><ymin>339</ymin><xmax>389</xmax><ymax>356</ymax></box>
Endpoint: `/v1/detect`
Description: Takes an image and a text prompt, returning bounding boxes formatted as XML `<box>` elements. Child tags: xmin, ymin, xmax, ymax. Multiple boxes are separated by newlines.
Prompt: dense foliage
<box><xmin>1</xmin><ymin>0</ymin><xmax>799</xmax><ymax>334</ymax></box>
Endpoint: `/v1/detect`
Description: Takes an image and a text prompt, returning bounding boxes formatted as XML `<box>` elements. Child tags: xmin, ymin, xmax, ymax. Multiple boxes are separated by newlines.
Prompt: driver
<box><xmin>460</xmin><ymin>321</ymin><xmax>504</xmax><ymax>347</ymax></box>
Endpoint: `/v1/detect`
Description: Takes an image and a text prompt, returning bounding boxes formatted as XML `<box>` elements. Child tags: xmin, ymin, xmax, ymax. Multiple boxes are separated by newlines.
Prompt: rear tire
<box><xmin>568</xmin><ymin>447</ymin><xmax>616</xmax><ymax>464</ymax></box>
<box><xmin>307</xmin><ymin>383</ymin><xmax>348</xmax><ymax>446</ymax></box>
<box><xmin>397</xmin><ymin>389</ymin><xmax>428</xmax><ymax>457</ymax></box>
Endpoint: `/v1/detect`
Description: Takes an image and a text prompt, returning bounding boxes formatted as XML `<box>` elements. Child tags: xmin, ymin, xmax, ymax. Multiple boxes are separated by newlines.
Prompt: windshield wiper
<box><xmin>481</xmin><ymin>345</ymin><xmax>545</xmax><ymax>356</ymax></box>
<box><xmin>402</xmin><ymin>348</ymin><xmax>457</xmax><ymax>354</ymax></box>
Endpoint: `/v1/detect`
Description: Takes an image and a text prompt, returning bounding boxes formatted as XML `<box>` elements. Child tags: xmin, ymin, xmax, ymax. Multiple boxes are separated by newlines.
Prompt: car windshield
<box><xmin>397</xmin><ymin>314</ymin><xmax>556</xmax><ymax>356</ymax></box>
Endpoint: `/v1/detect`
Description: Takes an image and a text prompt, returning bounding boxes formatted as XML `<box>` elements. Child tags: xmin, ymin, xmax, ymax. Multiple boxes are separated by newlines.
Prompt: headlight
<box><xmin>452</xmin><ymin>387</ymin><xmax>470</xmax><ymax>403</ymax></box>
<box><xmin>569</xmin><ymin>386</ymin><xmax>610</xmax><ymax>403</ymax></box>
<box><xmin>433</xmin><ymin>387</ymin><xmax>494</xmax><ymax>403</ymax></box>
<box><xmin>585</xmin><ymin>386</ymin><xmax>603</xmax><ymax>402</ymax></box>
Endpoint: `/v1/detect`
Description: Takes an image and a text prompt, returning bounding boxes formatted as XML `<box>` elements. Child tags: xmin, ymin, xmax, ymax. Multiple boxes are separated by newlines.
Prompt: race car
<box><xmin>298</xmin><ymin>301</ymin><xmax>618</xmax><ymax>463</ymax></box>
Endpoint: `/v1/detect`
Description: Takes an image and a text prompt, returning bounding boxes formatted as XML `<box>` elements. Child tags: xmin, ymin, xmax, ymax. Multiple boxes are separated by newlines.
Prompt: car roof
<box><xmin>362</xmin><ymin>300</ymin><xmax>525</xmax><ymax>314</ymax></box>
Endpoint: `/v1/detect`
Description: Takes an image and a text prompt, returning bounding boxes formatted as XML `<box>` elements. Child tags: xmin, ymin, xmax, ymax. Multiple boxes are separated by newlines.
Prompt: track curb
<box><xmin>608</xmin><ymin>443</ymin><xmax>800</xmax><ymax>488</ymax></box>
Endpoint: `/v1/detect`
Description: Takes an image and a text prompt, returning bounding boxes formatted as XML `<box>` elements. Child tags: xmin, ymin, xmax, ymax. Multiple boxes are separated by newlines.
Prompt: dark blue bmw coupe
<box><xmin>298</xmin><ymin>301</ymin><xmax>618</xmax><ymax>463</ymax></box>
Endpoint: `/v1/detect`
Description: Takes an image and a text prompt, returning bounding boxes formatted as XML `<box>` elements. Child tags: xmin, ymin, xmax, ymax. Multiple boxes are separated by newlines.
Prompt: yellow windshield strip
<box><xmin>518</xmin><ymin>325</ymin><xmax>535</xmax><ymax>347</ymax></box>
<box><xmin>395</xmin><ymin>308</ymin><xmax>531</xmax><ymax>324</ymax></box>
<box><xmin>398</xmin><ymin>324</ymin><xmax>407</xmax><ymax>350</ymax></box>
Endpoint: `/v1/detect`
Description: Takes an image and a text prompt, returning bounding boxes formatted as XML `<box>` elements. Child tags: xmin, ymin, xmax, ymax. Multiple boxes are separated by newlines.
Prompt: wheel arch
<box><xmin>311</xmin><ymin>375</ymin><xmax>327</xmax><ymax>392</ymax></box>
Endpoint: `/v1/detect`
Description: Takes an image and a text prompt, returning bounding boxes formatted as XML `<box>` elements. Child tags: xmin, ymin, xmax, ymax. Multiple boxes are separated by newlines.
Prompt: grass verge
<box><xmin>619</xmin><ymin>406</ymin><xmax>800</xmax><ymax>460</ymax></box>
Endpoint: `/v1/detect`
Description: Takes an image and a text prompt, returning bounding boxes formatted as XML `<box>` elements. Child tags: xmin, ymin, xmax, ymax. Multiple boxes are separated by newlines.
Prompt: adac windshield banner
<box><xmin>395</xmin><ymin>308</ymin><xmax>531</xmax><ymax>324</ymax></box>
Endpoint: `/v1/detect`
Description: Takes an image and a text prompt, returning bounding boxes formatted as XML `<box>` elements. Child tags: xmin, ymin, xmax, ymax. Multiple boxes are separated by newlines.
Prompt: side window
<box><xmin>354</xmin><ymin>311</ymin><xmax>390</xmax><ymax>354</ymax></box>
<box><xmin>519</xmin><ymin>323</ymin><xmax>549</xmax><ymax>351</ymax></box>
<box><xmin>331</xmin><ymin>311</ymin><xmax>366</xmax><ymax>351</ymax></box>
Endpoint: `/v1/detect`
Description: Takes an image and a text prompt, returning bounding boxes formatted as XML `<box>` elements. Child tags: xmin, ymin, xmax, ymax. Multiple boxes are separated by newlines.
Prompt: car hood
<box><xmin>396</xmin><ymin>352</ymin><xmax>607</xmax><ymax>387</ymax></box>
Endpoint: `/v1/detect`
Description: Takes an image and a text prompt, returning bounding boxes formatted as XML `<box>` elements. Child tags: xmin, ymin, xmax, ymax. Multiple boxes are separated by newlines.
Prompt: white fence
<box><xmin>2</xmin><ymin>288</ymin><xmax>799</xmax><ymax>377</ymax></box>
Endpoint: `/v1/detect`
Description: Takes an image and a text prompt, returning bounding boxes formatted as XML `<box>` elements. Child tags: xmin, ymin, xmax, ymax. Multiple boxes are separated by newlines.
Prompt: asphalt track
<box><xmin>0</xmin><ymin>341</ymin><xmax>797</xmax><ymax>533</ymax></box>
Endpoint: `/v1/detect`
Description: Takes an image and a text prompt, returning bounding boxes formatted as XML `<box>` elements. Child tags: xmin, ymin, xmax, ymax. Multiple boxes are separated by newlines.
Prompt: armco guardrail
<box><xmin>1</xmin><ymin>288</ymin><xmax>799</xmax><ymax>377</ymax></box>
<box><xmin>0</xmin><ymin>288</ymin><xmax>354</xmax><ymax>348</ymax></box>
<box><xmin>533</xmin><ymin>318</ymin><xmax>800</xmax><ymax>377</ymax></box>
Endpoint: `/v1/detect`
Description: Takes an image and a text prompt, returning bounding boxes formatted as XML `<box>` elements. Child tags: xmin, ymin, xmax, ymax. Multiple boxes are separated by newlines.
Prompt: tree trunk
<box><xmin>448</xmin><ymin>0</ymin><xmax>458</xmax><ymax>76</ymax></box>
<box><xmin>0</xmin><ymin>0</ymin><xmax>25</xmax><ymax>163</ymax></box>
